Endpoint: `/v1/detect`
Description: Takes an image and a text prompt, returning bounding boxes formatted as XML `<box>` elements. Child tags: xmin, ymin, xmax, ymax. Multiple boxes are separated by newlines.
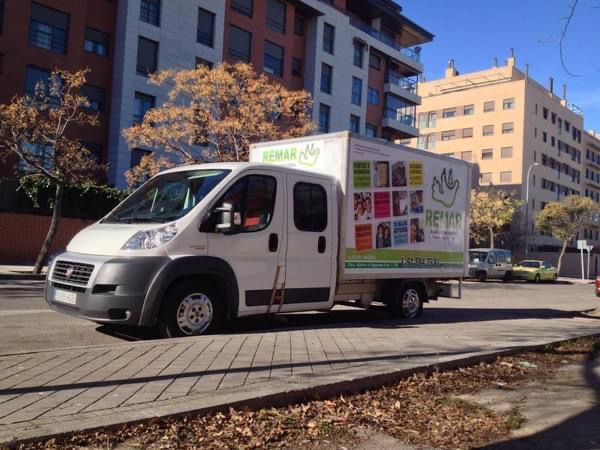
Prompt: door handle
<box><xmin>318</xmin><ymin>236</ymin><xmax>326</xmax><ymax>253</ymax></box>
<box><xmin>269</xmin><ymin>233</ymin><xmax>278</xmax><ymax>252</ymax></box>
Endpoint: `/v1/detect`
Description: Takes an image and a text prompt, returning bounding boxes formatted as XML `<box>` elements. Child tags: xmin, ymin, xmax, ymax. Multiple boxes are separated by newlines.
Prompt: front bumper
<box><xmin>45</xmin><ymin>252</ymin><xmax>169</xmax><ymax>326</ymax></box>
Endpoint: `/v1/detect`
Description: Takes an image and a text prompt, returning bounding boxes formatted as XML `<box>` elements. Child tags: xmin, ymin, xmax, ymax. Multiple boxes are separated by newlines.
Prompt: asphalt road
<box><xmin>1</xmin><ymin>279</ymin><xmax>598</xmax><ymax>354</ymax></box>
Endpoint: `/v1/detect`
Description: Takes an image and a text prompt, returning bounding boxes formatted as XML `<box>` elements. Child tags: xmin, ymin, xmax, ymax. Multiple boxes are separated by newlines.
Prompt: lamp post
<box><xmin>524</xmin><ymin>162</ymin><xmax>540</xmax><ymax>258</ymax></box>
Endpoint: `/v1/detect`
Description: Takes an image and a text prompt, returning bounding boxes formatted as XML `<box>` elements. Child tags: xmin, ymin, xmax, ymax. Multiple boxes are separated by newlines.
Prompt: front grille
<box><xmin>52</xmin><ymin>281</ymin><xmax>86</xmax><ymax>293</ymax></box>
<box><xmin>53</xmin><ymin>260</ymin><xmax>94</xmax><ymax>285</ymax></box>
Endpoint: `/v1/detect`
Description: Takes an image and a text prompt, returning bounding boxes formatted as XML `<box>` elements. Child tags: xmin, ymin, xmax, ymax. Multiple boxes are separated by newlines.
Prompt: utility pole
<box><xmin>524</xmin><ymin>162</ymin><xmax>540</xmax><ymax>258</ymax></box>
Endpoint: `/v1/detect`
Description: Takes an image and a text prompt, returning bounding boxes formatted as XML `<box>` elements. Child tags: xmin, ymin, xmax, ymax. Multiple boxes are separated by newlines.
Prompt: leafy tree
<box><xmin>535</xmin><ymin>195</ymin><xmax>600</xmax><ymax>275</ymax></box>
<box><xmin>0</xmin><ymin>69</ymin><xmax>103</xmax><ymax>273</ymax></box>
<box><xmin>470</xmin><ymin>190</ymin><xmax>522</xmax><ymax>248</ymax></box>
<box><xmin>124</xmin><ymin>62</ymin><xmax>315</xmax><ymax>186</ymax></box>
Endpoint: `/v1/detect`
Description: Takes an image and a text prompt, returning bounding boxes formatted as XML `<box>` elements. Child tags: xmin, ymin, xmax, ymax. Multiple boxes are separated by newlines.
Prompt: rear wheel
<box><xmin>390</xmin><ymin>283</ymin><xmax>424</xmax><ymax>319</ymax></box>
<box><xmin>158</xmin><ymin>281</ymin><xmax>224</xmax><ymax>338</ymax></box>
<box><xmin>477</xmin><ymin>271</ymin><xmax>487</xmax><ymax>282</ymax></box>
<box><xmin>503</xmin><ymin>271</ymin><xmax>512</xmax><ymax>283</ymax></box>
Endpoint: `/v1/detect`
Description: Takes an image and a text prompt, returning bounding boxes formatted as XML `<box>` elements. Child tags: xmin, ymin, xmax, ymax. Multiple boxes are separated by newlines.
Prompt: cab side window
<box><xmin>217</xmin><ymin>175</ymin><xmax>276</xmax><ymax>233</ymax></box>
<box><xmin>294</xmin><ymin>182</ymin><xmax>327</xmax><ymax>232</ymax></box>
<box><xmin>487</xmin><ymin>253</ymin><xmax>496</xmax><ymax>264</ymax></box>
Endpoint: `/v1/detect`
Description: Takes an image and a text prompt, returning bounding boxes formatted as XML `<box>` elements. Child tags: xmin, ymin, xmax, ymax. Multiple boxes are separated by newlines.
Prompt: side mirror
<box><xmin>215</xmin><ymin>202</ymin><xmax>234</xmax><ymax>232</ymax></box>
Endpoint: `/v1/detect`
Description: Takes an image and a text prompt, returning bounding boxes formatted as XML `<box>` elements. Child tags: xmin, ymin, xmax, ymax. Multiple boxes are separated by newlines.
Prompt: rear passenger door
<box><xmin>280</xmin><ymin>174</ymin><xmax>335</xmax><ymax>311</ymax></box>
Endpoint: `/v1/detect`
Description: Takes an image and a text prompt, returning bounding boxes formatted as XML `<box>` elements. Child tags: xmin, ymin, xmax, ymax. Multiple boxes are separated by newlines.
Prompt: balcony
<box><xmin>382</xmin><ymin>108</ymin><xmax>418</xmax><ymax>138</ymax></box>
<box><xmin>384</xmin><ymin>72</ymin><xmax>420</xmax><ymax>105</ymax></box>
<box><xmin>349</xmin><ymin>17</ymin><xmax>422</xmax><ymax>67</ymax></box>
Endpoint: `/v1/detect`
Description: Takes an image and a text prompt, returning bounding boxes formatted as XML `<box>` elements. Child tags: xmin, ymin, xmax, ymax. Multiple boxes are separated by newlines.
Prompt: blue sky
<box><xmin>401</xmin><ymin>0</ymin><xmax>600</xmax><ymax>132</ymax></box>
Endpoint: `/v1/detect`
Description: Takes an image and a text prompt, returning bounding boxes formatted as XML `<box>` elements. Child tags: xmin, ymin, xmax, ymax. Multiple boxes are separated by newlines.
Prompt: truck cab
<box><xmin>46</xmin><ymin>163</ymin><xmax>337</xmax><ymax>337</ymax></box>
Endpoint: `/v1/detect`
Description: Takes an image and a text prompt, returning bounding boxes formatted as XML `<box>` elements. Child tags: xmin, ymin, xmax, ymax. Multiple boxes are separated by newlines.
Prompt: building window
<box><xmin>369</xmin><ymin>52</ymin><xmax>381</xmax><ymax>70</ymax></box>
<box><xmin>130</xmin><ymin>148</ymin><xmax>151</xmax><ymax>169</ymax></box>
<box><xmin>500</xmin><ymin>171</ymin><xmax>512</xmax><ymax>183</ymax></box>
<box><xmin>82</xmin><ymin>142</ymin><xmax>103</xmax><ymax>162</ymax></box>
<box><xmin>461</xmin><ymin>151</ymin><xmax>472</xmax><ymax>161</ymax></box>
<box><xmin>501</xmin><ymin>122</ymin><xmax>514</xmax><ymax>134</ymax></box>
<box><xmin>24</xmin><ymin>65</ymin><xmax>50</xmax><ymax>96</ymax></box>
<box><xmin>351</xmin><ymin>77</ymin><xmax>362</xmax><ymax>106</ymax></box>
<box><xmin>565</xmin><ymin>120</ymin><xmax>570</xmax><ymax>132</ymax></box>
<box><xmin>294</xmin><ymin>14</ymin><xmax>304</xmax><ymax>36</ymax></box>
<box><xmin>464</xmin><ymin>104</ymin><xmax>474</xmax><ymax>115</ymax></box>
<box><xmin>366</xmin><ymin>124</ymin><xmax>377</xmax><ymax>138</ymax></box>
<box><xmin>418</xmin><ymin>113</ymin><xmax>426</xmax><ymax>129</ymax></box>
<box><xmin>17</xmin><ymin>143</ymin><xmax>54</xmax><ymax>172</ymax></box>
<box><xmin>503</xmin><ymin>98</ymin><xmax>515</xmax><ymax>110</ymax></box>
<box><xmin>480</xmin><ymin>173</ymin><xmax>492</xmax><ymax>184</ymax></box>
<box><xmin>264</xmin><ymin>40</ymin><xmax>284</xmax><ymax>77</ymax></box>
<box><xmin>232</xmin><ymin>0</ymin><xmax>253</xmax><ymax>17</ymax></box>
<box><xmin>84</xmin><ymin>28</ymin><xmax>109</xmax><ymax>56</ymax></box>
<box><xmin>551</xmin><ymin>112</ymin><xmax>556</xmax><ymax>124</ymax></box>
<box><xmin>350</xmin><ymin>114</ymin><xmax>360</xmax><ymax>133</ymax></box>
<box><xmin>320</xmin><ymin>63</ymin><xmax>332</xmax><ymax>94</ymax></box>
<box><xmin>197</xmin><ymin>8</ymin><xmax>215</xmax><ymax>47</ymax></box>
<box><xmin>136</xmin><ymin>37</ymin><xmax>158</xmax><ymax>75</ymax></box>
<box><xmin>483</xmin><ymin>101</ymin><xmax>495</xmax><ymax>112</ymax></box>
<box><xmin>551</xmin><ymin>136</ymin><xmax>555</xmax><ymax>147</ymax></box>
<box><xmin>501</xmin><ymin>146</ymin><xmax>513</xmax><ymax>158</ymax></box>
<box><xmin>481</xmin><ymin>149</ymin><xmax>493</xmax><ymax>160</ymax></box>
<box><xmin>442</xmin><ymin>108</ymin><xmax>456</xmax><ymax>118</ymax></box>
<box><xmin>534</xmin><ymin>127</ymin><xmax>537</xmax><ymax>138</ymax></box>
<box><xmin>196</xmin><ymin>57</ymin><xmax>213</xmax><ymax>68</ymax></box>
<box><xmin>462</xmin><ymin>127</ymin><xmax>473</xmax><ymax>138</ymax></box>
<box><xmin>228</xmin><ymin>25</ymin><xmax>251</xmax><ymax>61</ymax></box>
<box><xmin>294</xmin><ymin>183</ymin><xmax>327</xmax><ymax>232</ymax></box>
<box><xmin>318</xmin><ymin>104</ymin><xmax>330</xmax><ymax>132</ymax></box>
<box><xmin>482</xmin><ymin>124</ymin><xmax>494</xmax><ymax>136</ymax></box>
<box><xmin>323</xmin><ymin>23</ymin><xmax>335</xmax><ymax>54</ymax></box>
<box><xmin>542</xmin><ymin>131</ymin><xmax>547</xmax><ymax>143</ymax></box>
<box><xmin>140</xmin><ymin>0</ymin><xmax>160</xmax><ymax>26</ymax></box>
<box><xmin>367</xmin><ymin>87</ymin><xmax>379</xmax><ymax>105</ymax></box>
<box><xmin>266</xmin><ymin>0</ymin><xmax>286</xmax><ymax>33</ymax></box>
<box><xmin>543</xmin><ymin>107</ymin><xmax>549</xmax><ymax>120</ymax></box>
<box><xmin>427</xmin><ymin>112</ymin><xmax>437</xmax><ymax>128</ymax></box>
<box><xmin>291</xmin><ymin>57</ymin><xmax>302</xmax><ymax>77</ymax></box>
<box><xmin>133</xmin><ymin>92</ymin><xmax>155</xmax><ymax>124</ymax></box>
<box><xmin>353</xmin><ymin>41</ymin><xmax>364</xmax><ymax>68</ymax></box>
<box><xmin>81</xmin><ymin>85</ymin><xmax>106</xmax><ymax>112</ymax></box>
<box><xmin>29</xmin><ymin>3</ymin><xmax>69</xmax><ymax>54</ymax></box>
<box><xmin>441</xmin><ymin>130</ymin><xmax>456</xmax><ymax>141</ymax></box>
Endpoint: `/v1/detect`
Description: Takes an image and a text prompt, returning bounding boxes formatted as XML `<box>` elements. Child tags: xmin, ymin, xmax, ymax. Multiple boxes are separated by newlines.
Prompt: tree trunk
<box><xmin>489</xmin><ymin>228</ymin><xmax>494</xmax><ymax>249</ymax></box>
<box><xmin>33</xmin><ymin>183</ymin><xmax>64</xmax><ymax>274</ymax></box>
<box><xmin>556</xmin><ymin>239</ymin><xmax>568</xmax><ymax>276</ymax></box>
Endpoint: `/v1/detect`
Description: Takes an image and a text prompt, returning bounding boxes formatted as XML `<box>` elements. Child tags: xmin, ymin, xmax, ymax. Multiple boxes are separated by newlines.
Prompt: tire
<box><xmin>158</xmin><ymin>281</ymin><xmax>224</xmax><ymax>338</ymax></box>
<box><xmin>477</xmin><ymin>271</ymin><xmax>487</xmax><ymax>282</ymax></box>
<box><xmin>503</xmin><ymin>271</ymin><xmax>512</xmax><ymax>283</ymax></box>
<box><xmin>391</xmin><ymin>283</ymin><xmax>424</xmax><ymax>319</ymax></box>
<box><xmin>534</xmin><ymin>274</ymin><xmax>541</xmax><ymax>284</ymax></box>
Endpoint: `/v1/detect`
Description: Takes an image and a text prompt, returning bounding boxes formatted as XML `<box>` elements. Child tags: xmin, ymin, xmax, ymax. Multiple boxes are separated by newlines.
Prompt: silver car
<box><xmin>468</xmin><ymin>248</ymin><xmax>513</xmax><ymax>282</ymax></box>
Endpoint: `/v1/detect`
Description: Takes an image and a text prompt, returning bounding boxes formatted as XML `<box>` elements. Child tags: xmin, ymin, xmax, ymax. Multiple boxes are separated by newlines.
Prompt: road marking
<box><xmin>0</xmin><ymin>309</ymin><xmax>56</xmax><ymax>316</ymax></box>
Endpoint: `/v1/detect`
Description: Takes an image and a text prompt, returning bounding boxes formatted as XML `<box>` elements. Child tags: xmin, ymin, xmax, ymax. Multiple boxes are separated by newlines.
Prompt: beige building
<box><xmin>411</xmin><ymin>55</ymin><xmax>590</xmax><ymax>261</ymax></box>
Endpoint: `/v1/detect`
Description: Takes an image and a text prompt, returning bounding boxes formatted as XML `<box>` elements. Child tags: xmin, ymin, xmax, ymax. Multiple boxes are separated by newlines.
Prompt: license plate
<box><xmin>54</xmin><ymin>289</ymin><xmax>77</xmax><ymax>305</ymax></box>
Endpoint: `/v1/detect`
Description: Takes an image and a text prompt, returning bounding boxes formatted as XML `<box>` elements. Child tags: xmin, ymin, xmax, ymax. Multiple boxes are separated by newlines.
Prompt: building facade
<box><xmin>0</xmin><ymin>0</ymin><xmax>117</xmax><ymax>176</ymax></box>
<box><xmin>0</xmin><ymin>0</ymin><xmax>434</xmax><ymax>186</ymax></box>
<box><xmin>411</xmin><ymin>55</ymin><xmax>589</xmax><ymax>255</ymax></box>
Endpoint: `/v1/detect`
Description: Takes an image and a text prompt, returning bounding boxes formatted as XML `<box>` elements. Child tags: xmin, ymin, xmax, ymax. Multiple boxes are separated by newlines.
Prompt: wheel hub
<box><xmin>402</xmin><ymin>288</ymin><xmax>420</xmax><ymax>317</ymax></box>
<box><xmin>176</xmin><ymin>293</ymin><xmax>213</xmax><ymax>335</ymax></box>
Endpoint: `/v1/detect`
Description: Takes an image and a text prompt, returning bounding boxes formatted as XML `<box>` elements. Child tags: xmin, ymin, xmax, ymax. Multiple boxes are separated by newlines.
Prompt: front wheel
<box><xmin>391</xmin><ymin>284</ymin><xmax>424</xmax><ymax>319</ymax></box>
<box><xmin>477</xmin><ymin>271</ymin><xmax>487</xmax><ymax>282</ymax></box>
<box><xmin>503</xmin><ymin>271</ymin><xmax>512</xmax><ymax>283</ymax></box>
<box><xmin>158</xmin><ymin>281</ymin><xmax>224</xmax><ymax>338</ymax></box>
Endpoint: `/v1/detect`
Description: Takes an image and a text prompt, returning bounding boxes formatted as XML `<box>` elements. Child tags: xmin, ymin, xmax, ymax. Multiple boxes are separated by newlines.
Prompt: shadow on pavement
<box><xmin>95</xmin><ymin>304</ymin><xmax>584</xmax><ymax>342</ymax></box>
<box><xmin>484</xmin><ymin>341</ymin><xmax>600</xmax><ymax>450</ymax></box>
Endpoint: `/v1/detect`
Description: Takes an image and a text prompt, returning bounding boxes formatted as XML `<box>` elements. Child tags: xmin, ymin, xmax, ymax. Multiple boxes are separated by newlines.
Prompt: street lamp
<box><xmin>524</xmin><ymin>162</ymin><xmax>540</xmax><ymax>257</ymax></box>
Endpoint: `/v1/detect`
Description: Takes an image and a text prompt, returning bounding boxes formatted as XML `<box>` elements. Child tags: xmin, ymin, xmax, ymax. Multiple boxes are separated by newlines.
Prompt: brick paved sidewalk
<box><xmin>1</xmin><ymin>307</ymin><xmax>599</xmax><ymax>446</ymax></box>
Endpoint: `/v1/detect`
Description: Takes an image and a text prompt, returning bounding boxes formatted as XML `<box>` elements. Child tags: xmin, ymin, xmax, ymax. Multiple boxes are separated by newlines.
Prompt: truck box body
<box><xmin>250</xmin><ymin>132</ymin><xmax>471</xmax><ymax>280</ymax></box>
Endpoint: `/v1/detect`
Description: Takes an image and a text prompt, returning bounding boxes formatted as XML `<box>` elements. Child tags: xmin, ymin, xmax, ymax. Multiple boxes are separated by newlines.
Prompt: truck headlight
<box><xmin>122</xmin><ymin>224</ymin><xmax>178</xmax><ymax>250</ymax></box>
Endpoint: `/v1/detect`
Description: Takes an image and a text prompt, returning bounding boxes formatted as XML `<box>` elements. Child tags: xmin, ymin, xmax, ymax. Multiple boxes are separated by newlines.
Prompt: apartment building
<box><xmin>412</xmin><ymin>55</ymin><xmax>587</xmax><ymax>254</ymax></box>
<box><xmin>0</xmin><ymin>0</ymin><xmax>431</xmax><ymax>187</ymax></box>
<box><xmin>583</xmin><ymin>130</ymin><xmax>600</xmax><ymax>242</ymax></box>
<box><xmin>0</xmin><ymin>0</ymin><xmax>117</xmax><ymax>176</ymax></box>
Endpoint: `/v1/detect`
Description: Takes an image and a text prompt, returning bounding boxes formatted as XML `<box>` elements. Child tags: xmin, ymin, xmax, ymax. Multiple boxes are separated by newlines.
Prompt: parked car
<box><xmin>512</xmin><ymin>260</ymin><xmax>557</xmax><ymax>283</ymax></box>
<box><xmin>595</xmin><ymin>275</ymin><xmax>600</xmax><ymax>296</ymax></box>
<box><xmin>468</xmin><ymin>248</ymin><xmax>513</xmax><ymax>282</ymax></box>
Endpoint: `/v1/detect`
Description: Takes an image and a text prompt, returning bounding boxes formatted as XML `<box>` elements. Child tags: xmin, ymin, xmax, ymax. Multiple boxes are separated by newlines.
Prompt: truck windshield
<box><xmin>469</xmin><ymin>251</ymin><xmax>488</xmax><ymax>263</ymax></box>
<box><xmin>103</xmin><ymin>169</ymin><xmax>230</xmax><ymax>224</ymax></box>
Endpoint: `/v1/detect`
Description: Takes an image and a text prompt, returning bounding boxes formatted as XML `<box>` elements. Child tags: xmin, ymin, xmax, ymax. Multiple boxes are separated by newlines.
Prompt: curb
<box><xmin>3</xmin><ymin>333</ymin><xmax>599</xmax><ymax>448</ymax></box>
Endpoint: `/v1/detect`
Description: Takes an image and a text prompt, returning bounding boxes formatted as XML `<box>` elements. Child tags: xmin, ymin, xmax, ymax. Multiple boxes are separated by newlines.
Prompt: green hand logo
<box><xmin>432</xmin><ymin>168</ymin><xmax>460</xmax><ymax>208</ymax></box>
<box><xmin>298</xmin><ymin>143</ymin><xmax>320</xmax><ymax>166</ymax></box>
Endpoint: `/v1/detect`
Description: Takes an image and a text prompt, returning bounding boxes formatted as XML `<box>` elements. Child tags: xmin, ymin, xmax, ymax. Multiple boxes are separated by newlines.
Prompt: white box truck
<box><xmin>45</xmin><ymin>132</ymin><xmax>471</xmax><ymax>337</ymax></box>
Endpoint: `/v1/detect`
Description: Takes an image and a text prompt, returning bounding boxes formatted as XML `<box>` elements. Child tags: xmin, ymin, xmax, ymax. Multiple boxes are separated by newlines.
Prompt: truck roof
<box><xmin>158</xmin><ymin>161</ymin><xmax>337</xmax><ymax>182</ymax></box>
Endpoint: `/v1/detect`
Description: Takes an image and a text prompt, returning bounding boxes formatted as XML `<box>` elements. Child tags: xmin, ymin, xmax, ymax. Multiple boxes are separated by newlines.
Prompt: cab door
<box><xmin>279</xmin><ymin>174</ymin><xmax>335</xmax><ymax>311</ymax></box>
<box><xmin>206</xmin><ymin>170</ymin><xmax>286</xmax><ymax>317</ymax></box>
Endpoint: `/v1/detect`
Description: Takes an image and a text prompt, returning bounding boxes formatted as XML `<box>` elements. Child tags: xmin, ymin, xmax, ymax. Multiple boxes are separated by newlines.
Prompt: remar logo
<box><xmin>432</xmin><ymin>168</ymin><xmax>460</xmax><ymax>208</ymax></box>
<box><xmin>298</xmin><ymin>143</ymin><xmax>320</xmax><ymax>166</ymax></box>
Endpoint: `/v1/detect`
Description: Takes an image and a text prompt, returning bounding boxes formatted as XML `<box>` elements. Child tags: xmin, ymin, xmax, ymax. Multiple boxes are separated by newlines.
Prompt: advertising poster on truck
<box><xmin>346</xmin><ymin>138</ymin><xmax>468</xmax><ymax>275</ymax></box>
